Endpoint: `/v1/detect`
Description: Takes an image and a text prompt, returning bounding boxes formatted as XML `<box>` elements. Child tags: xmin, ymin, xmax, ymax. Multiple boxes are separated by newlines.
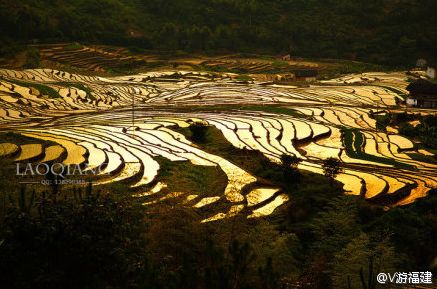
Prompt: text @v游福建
<box><xmin>376</xmin><ymin>272</ymin><xmax>433</xmax><ymax>285</ymax></box>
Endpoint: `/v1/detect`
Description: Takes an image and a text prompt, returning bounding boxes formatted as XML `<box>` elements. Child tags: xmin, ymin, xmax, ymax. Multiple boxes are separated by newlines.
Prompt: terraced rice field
<box><xmin>33</xmin><ymin>43</ymin><xmax>148</xmax><ymax>72</ymax></box>
<box><xmin>1</xmin><ymin>68</ymin><xmax>436</xmax><ymax>221</ymax></box>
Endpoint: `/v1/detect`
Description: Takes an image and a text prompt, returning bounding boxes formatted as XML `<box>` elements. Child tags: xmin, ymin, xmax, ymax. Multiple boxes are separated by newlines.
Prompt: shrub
<box><xmin>236</xmin><ymin>74</ymin><xmax>253</xmax><ymax>82</ymax></box>
<box><xmin>398</xmin><ymin>123</ymin><xmax>416</xmax><ymax>137</ymax></box>
<box><xmin>65</xmin><ymin>42</ymin><xmax>83</xmax><ymax>50</ymax></box>
<box><xmin>373</xmin><ymin>113</ymin><xmax>390</xmax><ymax>131</ymax></box>
<box><xmin>23</xmin><ymin>47</ymin><xmax>40</xmax><ymax>69</ymax></box>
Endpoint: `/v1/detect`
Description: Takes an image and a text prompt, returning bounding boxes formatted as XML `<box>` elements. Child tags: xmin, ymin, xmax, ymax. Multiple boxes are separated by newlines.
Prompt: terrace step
<box><xmin>40</xmin><ymin>145</ymin><xmax>67</xmax><ymax>163</ymax></box>
<box><xmin>14</xmin><ymin>143</ymin><xmax>45</xmax><ymax>163</ymax></box>
<box><xmin>20</xmin><ymin>132</ymin><xmax>87</xmax><ymax>166</ymax></box>
<box><xmin>0</xmin><ymin>143</ymin><xmax>20</xmax><ymax>158</ymax></box>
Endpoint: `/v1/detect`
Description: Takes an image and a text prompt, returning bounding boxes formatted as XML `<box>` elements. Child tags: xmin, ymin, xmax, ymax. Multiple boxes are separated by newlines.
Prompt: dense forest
<box><xmin>1</xmin><ymin>0</ymin><xmax>437</xmax><ymax>65</ymax></box>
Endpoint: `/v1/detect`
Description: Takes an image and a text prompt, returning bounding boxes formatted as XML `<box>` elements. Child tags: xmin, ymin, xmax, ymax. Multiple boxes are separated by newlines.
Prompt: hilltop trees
<box><xmin>1</xmin><ymin>0</ymin><xmax>437</xmax><ymax>64</ymax></box>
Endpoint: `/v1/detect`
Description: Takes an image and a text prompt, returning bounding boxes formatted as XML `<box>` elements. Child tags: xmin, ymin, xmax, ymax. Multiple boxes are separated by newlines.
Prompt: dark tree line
<box><xmin>1</xmin><ymin>0</ymin><xmax>437</xmax><ymax>65</ymax></box>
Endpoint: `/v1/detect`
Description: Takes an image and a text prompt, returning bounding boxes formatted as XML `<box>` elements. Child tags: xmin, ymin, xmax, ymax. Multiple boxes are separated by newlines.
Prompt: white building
<box><xmin>406</xmin><ymin>98</ymin><xmax>417</xmax><ymax>106</ymax></box>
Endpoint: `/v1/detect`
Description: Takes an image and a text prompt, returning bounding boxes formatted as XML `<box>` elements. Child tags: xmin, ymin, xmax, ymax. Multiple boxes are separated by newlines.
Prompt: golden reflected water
<box><xmin>1</xmin><ymin>68</ymin><xmax>436</xmax><ymax>221</ymax></box>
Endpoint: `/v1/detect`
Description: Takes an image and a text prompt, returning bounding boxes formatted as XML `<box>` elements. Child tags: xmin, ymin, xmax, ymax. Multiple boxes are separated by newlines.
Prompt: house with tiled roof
<box><xmin>406</xmin><ymin>79</ymin><xmax>437</xmax><ymax>108</ymax></box>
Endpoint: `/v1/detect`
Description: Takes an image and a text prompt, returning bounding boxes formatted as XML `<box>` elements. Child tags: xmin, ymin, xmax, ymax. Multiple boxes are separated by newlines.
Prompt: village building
<box><xmin>281</xmin><ymin>54</ymin><xmax>291</xmax><ymax>61</ymax></box>
<box><xmin>416</xmin><ymin>58</ymin><xmax>427</xmax><ymax>69</ymax></box>
<box><xmin>406</xmin><ymin>79</ymin><xmax>437</xmax><ymax>108</ymax></box>
<box><xmin>294</xmin><ymin>69</ymin><xmax>318</xmax><ymax>82</ymax></box>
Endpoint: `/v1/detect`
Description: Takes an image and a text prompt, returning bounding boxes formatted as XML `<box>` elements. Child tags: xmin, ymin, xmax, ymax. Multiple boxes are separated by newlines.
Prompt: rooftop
<box><xmin>406</xmin><ymin>79</ymin><xmax>437</xmax><ymax>95</ymax></box>
<box><xmin>293</xmin><ymin>69</ymin><xmax>318</xmax><ymax>77</ymax></box>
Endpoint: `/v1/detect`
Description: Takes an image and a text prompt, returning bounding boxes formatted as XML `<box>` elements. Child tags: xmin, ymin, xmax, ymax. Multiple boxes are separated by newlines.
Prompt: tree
<box><xmin>189</xmin><ymin>121</ymin><xmax>209</xmax><ymax>143</ymax></box>
<box><xmin>0</xmin><ymin>186</ymin><xmax>155</xmax><ymax>289</ymax></box>
<box><xmin>280</xmin><ymin>154</ymin><xmax>302</xmax><ymax>184</ymax></box>
<box><xmin>280</xmin><ymin>154</ymin><xmax>300</xmax><ymax>170</ymax></box>
<box><xmin>258</xmin><ymin>257</ymin><xmax>277</xmax><ymax>289</ymax></box>
<box><xmin>322</xmin><ymin>157</ymin><xmax>344</xmax><ymax>185</ymax></box>
<box><xmin>228</xmin><ymin>239</ymin><xmax>255</xmax><ymax>288</ymax></box>
<box><xmin>331</xmin><ymin>233</ymin><xmax>398</xmax><ymax>289</ymax></box>
<box><xmin>310</xmin><ymin>196</ymin><xmax>360</xmax><ymax>257</ymax></box>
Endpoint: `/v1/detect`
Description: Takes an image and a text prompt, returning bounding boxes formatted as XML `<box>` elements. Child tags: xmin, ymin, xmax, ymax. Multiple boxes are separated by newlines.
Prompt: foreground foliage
<box><xmin>0</xmin><ymin>183</ymin><xmax>436</xmax><ymax>289</ymax></box>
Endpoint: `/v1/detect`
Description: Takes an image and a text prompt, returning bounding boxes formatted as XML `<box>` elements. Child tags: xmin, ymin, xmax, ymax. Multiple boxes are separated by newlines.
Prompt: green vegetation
<box><xmin>271</xmin><ymin>60</ymin><xmax>288</xmax><ymax>69</ymax></box>
<box><xmin>372</xmin><ymin>112</ymin><xmax>391</xmax><ymax>131</ymax></box>
<box><xmin>65</xmin><ymin>42</ymin><xmax>83</xmax><ymax>50</ymax></box>
<box><xmin>200</xmin><ymin>64</ymin><xmax>248</xmax><ymax>74</ymax></box>
<box><xmin>177</xmin><ymin>105</ymin><xmax>305</xmax><ymax>118</ymax></box>
<box><xmin>0</xmin><ymin>132</ymin><xmax>52</xmax><ymax>145</ymax></box>
<box><xmin>105</xmin><ymin>59</ymin><xmax>149</xmax><ymax>74</ymax></box>
<box><xmin>375</xmin><ymin>112</ymin><xmax>437</xmax><ymax>150</ymax></box>
<box><xmin>242</xmin><ymin>106</ymin><xmax>305</xmax><ymax>118</ymax></box>
<box><xmin>235</xmin><ymin>74</ymin><xmax>253</xmax><ymax>82</ymax></box>
<box><xmin>155</xmin><ymin>157</ymin><xmax>227</xmax><ymax>198</ymax></box>
<box><xmin>175</xmin><ymin>125</ymin><xmax>339</xmax><ymax>196</ymax></box>
<box><xmin>322</xmin><ymin>157</ymin><xmax>344</xmax><ymax>185</ymax></box>
<box><xmin>189</xmin><ymin>121</ymin><xmax>209</xmax><ymax>143</ymax></box>
<box><xmin>318</xmin><ymin>60</ymin><xmax>397</xmax><ymax>79</ymax></box>
<box><xmin>342</xmin><ymin>128</ymin><xmax>414</xmax><ymax>169</ymax></box>
<box><xmin>70</xmin><ymin>83</ymin><xmax>93</xmax><ymax>97</ymax></box>
<box><xmin>0</xmin><ymin>186</ymin><xmax>153</xmax><ymax>289</ymax></box>
<box><xmin>406</xmin><ymin>152</ymin><xmax>437</xmax><ymax>164</ymax></box>
<box><xmin>1</xmin><ymin>128</ymin><xmax>436</xmax><ymax>288</ymax></box>
<box><xmin>2</xmin><ymin>183</ymin><xmax>436</xmax><ymax>288</ymax></box>
<box><xmin>1</xmin><ymin>0</ymin><xmax>436</xmax><ymax>65</ymax></box>
<box><xmin>398</xmin><ymin>115</ymin><xmax>437</xmax><ymax>149</ymax></box>
<box><xmin>23</xmin><ymin>47</ymin><xmax>40</xmax><ymax>69</ymax></box>
<box><xmin>280</xmin><ymin>154</ymin><xmax>302</xmax><ymax>184</ymax></box>
<box><xmin>6</xmin><ymin>79</ymin><xmax>60</xmax><ymax>99</ymax></box>
<box><xmin>55</xmin><ymin>82</ymin><xmax>95</xmax><ymax>100</ymax></box>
